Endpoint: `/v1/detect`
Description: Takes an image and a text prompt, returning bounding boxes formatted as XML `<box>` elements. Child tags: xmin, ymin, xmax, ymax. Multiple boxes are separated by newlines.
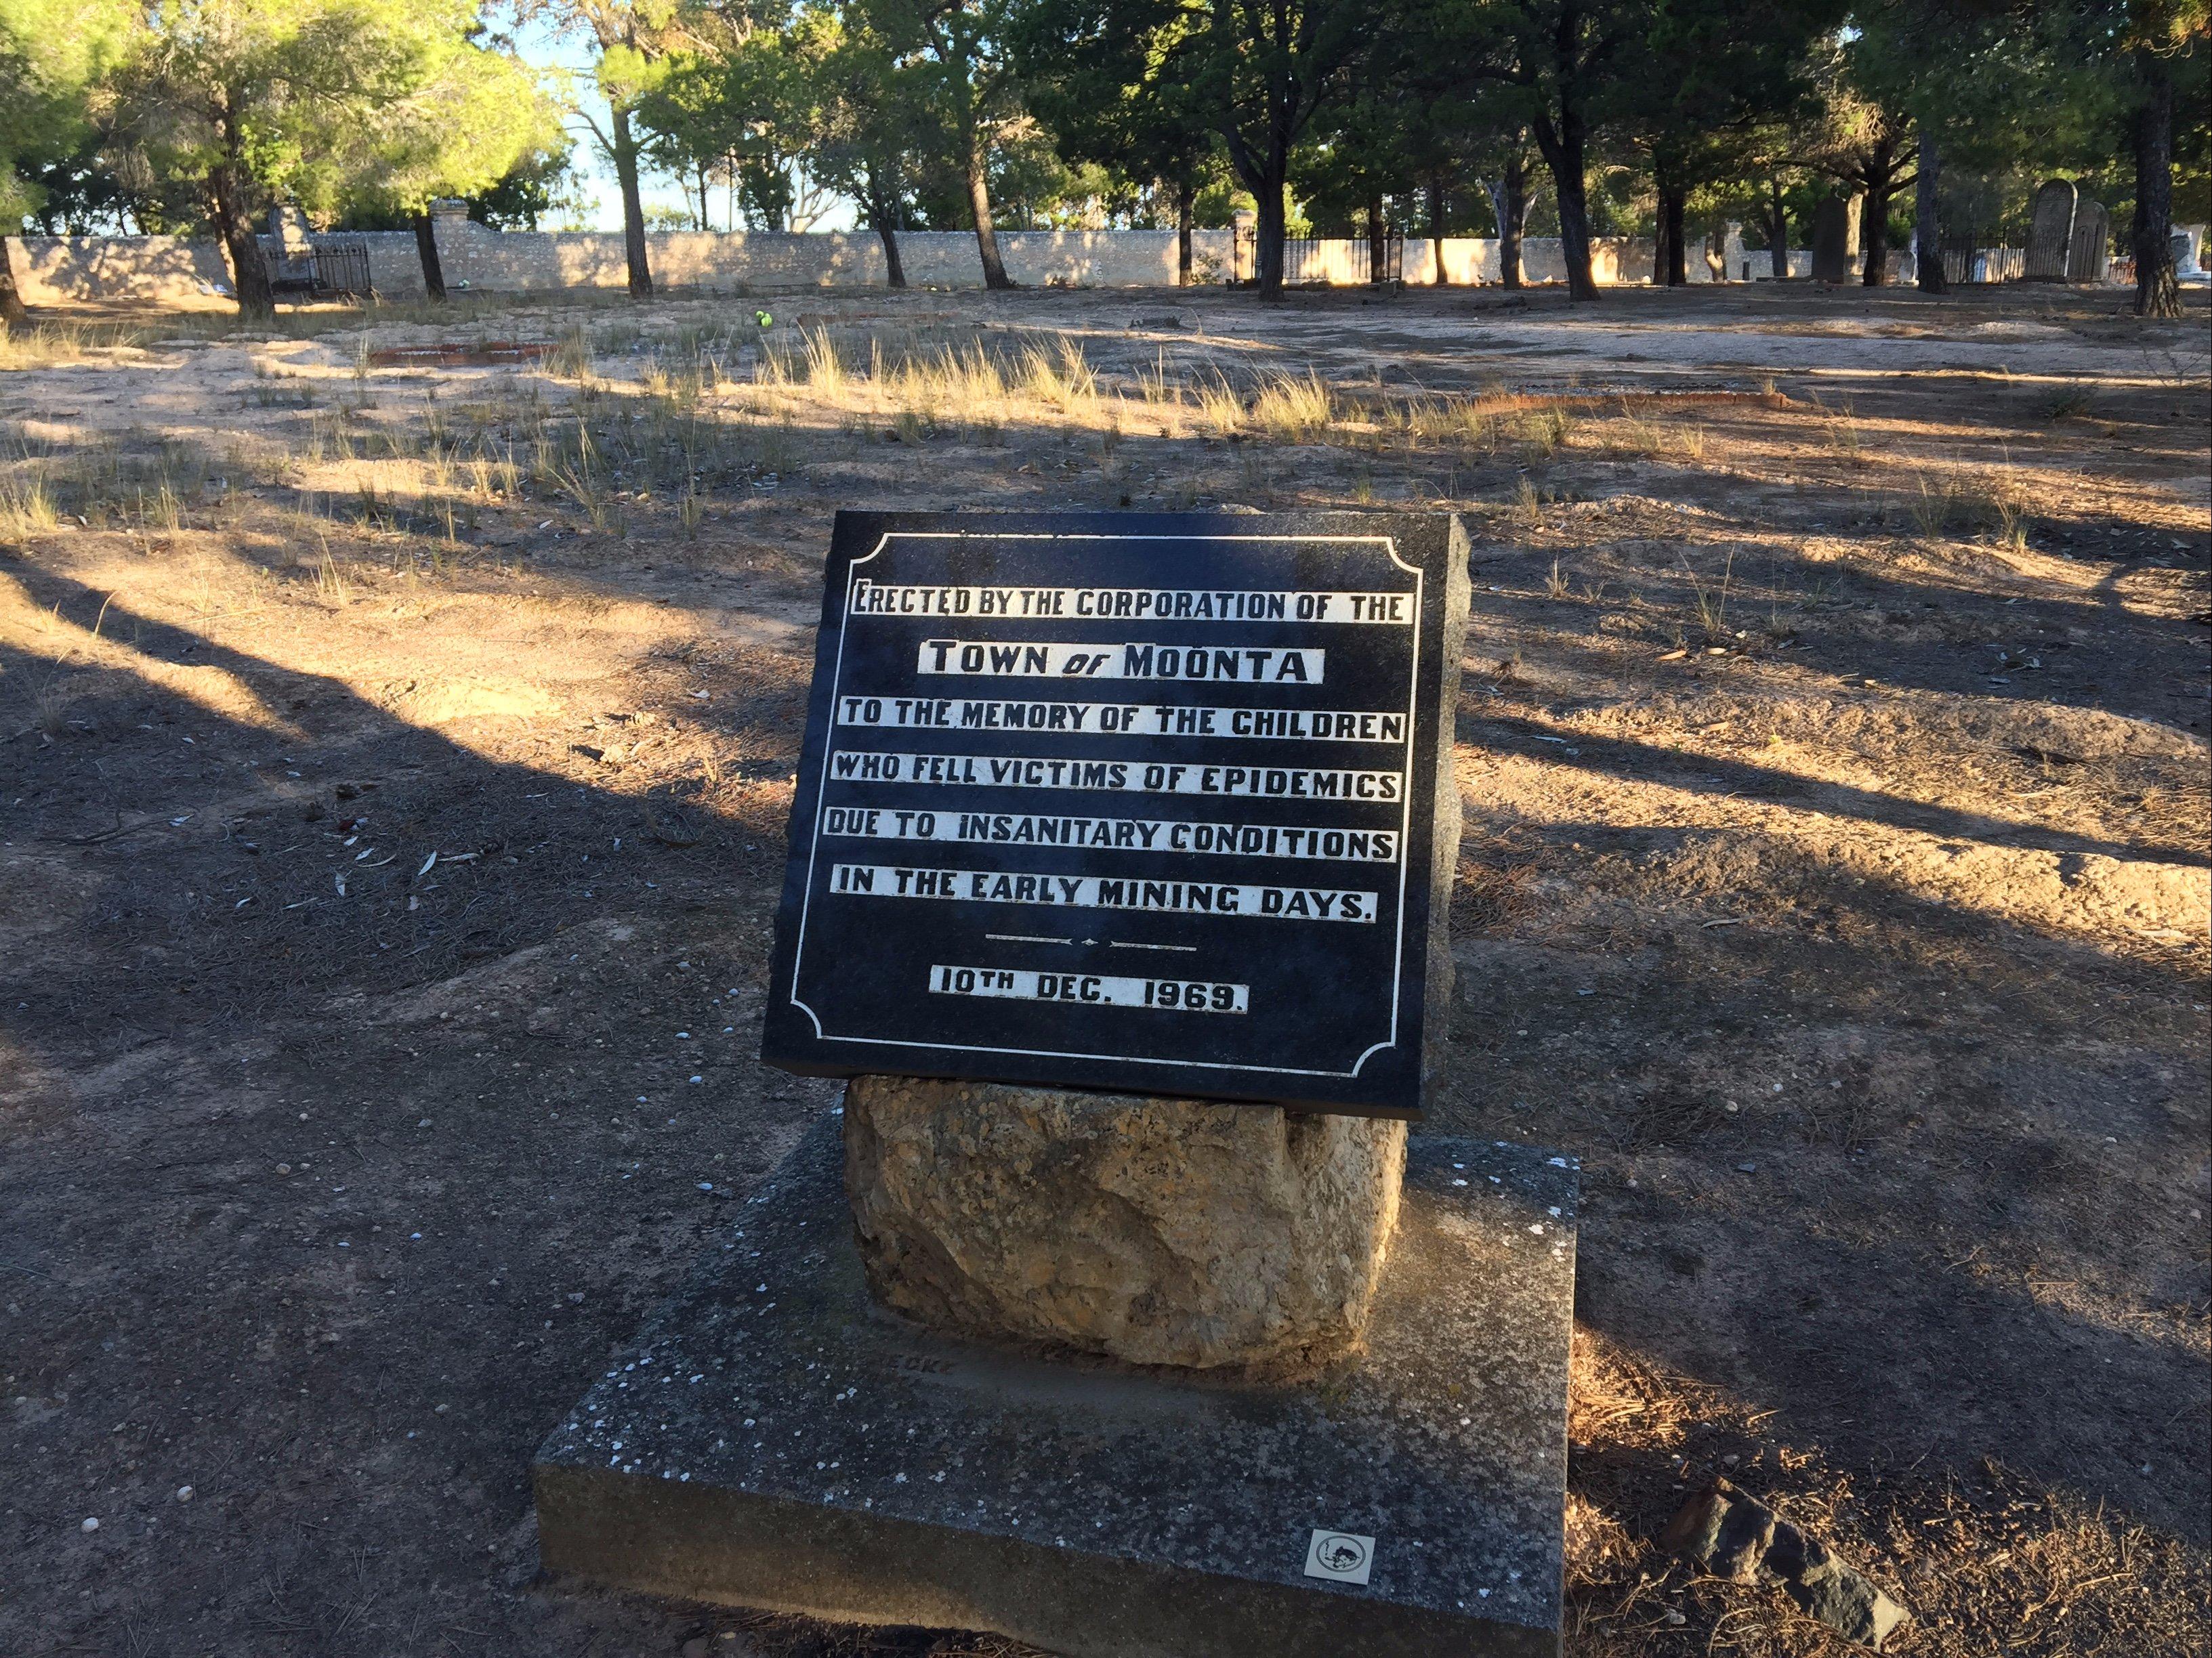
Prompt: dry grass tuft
<box><xmin>0</xmin><ymin>318</ymin><xmax>154</xmax><ymax>368</ymax></box>
<box><xmin>1249</xmin><ymin>369</ymin><xmax>1334</xmax><ymax>443</ymax></box>
<box><xmin>886</xmin><ymin>342</ymin><xmax>1010</xmax><ymax>434</ymax></box>
<box><xmin>1402</xmin><ymin>398</ymin><xmax>1495</xmax><ymax>450</ymax></box>
<box><xmin>547</xmin><ymin>326</ymin><xmax>593</xmax><ymax>381</ymax></box>
<box><xmin>802</xmin><ymin>326</ymin><xmax>848</xmax><ymax>394</ymax></box>
<box><xmin>1908</xmin><ymin>472</ymin><xmax>1965</xmax><ymax>537</ymax></box>
<box><xmin>1192</xmin><ymin>372</ymin><xmax>1247</xmax><ymax>438</ymax></box>
<box><xmin>1019</xmin><ymin>337</ymin><xmax>1098</xmax><ymax>413</ymax></box>
<box><xmin>1516</xmin><ymin>404</ymin><xmax>1574</xmax><ymax>459</ymax></box>
<box><xmin>0</xmin><ymin>468</ymin><xmax>60</xmax><ymax>536</ymax></box>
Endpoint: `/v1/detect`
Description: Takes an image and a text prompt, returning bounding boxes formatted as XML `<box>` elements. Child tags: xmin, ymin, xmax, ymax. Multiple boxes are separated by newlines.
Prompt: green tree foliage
<box><xmin>116</xmin><ymin>0</ymin><xmax>543</xmax><ymax>315</ymax></box>
<box><xmin>1012</xmin><ymin>0</ymin><xmax>1221</xmax><ymax>282</ymax></box>
<box><xmin>2087</xmin><ymin>0</ymin><xmax>2209</xmax><ymax>316</ymax></box>
<box><xmin>1616</xmin><ymin>0</ymin><xmax>1837</xmax><ymax>286</ymax></box>
<box><xmin>0</xmin><ymin>0</ymin><xmax>134</xmax><ymax>320</ymax></box>
<box><xmin>640</xmin><ymin>17</ymin><xmax>831</xmax><ymax>230</ymax></box>
<box><xmin>1196</xmin><ymin>0</ymin><xmax>1370</xmax><ymax>297</ymax></box>
<box><xmin>471</xmin><ymin>141</ymin><xmax>588</xmax><ymax>228</ymax></box>
<box><xmin>862</xmin><ymin>0</ymin><xmax>1024</xmax><ymax>287</ymax></box>
<box><xmin>533</xmin><ymin>0</ymin><xmax>698</xmax><ymax>296</ymax></box>
<box><xmin>331</xmin><ymin>28</ymin><xmax>561</xmax><ymax>296</ymax></box>
<box><xmin>13</xmin><ymin>0</ymin><xmax>2196</xmax><ymax>319</ymax></box>
<box><xmin>805</xmin><ymin>5</ymin><xmax>936</xmax><ymax>284</ymax></box>
<box><xmin>1019</xmin><ymin>0</ymin><xmax>1371</xmax><ymax>297</ymax></box>
<box><xmin>1433</xmin><ymin>0</ymin><xmax>1657</xmax><ymax>301</ymax></box>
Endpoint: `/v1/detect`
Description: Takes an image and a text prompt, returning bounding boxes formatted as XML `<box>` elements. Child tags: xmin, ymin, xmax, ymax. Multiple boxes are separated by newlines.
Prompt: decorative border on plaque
<box><xmin>787</xmin><ymin>532</ymin><xmax>1423</xmax><ymax>1080</ymax></box>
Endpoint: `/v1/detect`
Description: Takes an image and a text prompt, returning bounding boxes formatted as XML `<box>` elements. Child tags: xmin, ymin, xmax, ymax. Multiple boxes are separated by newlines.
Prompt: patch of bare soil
<box><xmin>1</xmin><ymin>281</ymin><xmax>2206</xmax><ymax>1658</ymax></box>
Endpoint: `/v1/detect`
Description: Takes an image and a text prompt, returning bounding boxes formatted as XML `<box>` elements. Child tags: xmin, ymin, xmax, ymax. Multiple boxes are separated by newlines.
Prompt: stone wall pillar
<box><xmin>843</xmin><ymin>1076</ymin><xmax>1407</xmax><ymax>1372</ymax></box>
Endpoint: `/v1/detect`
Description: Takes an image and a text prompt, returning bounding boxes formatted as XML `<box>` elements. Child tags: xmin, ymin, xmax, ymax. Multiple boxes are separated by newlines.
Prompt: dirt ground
<box><xmin>1</xmin><ymin>277</ymin><xmax>2207</xmax><ymax>1658</ymax></box>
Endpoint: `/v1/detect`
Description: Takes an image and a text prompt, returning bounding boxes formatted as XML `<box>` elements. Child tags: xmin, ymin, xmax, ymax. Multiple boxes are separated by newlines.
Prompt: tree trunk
<box><xmin>2132</xmin><ymin>47</ymin><xmax>2178</xmax><ymax>319</ymax></box>
<box><xmin>1652</xmin><ymin>170</ymin><xmax>1671</xmax><ymax>285</ymax></box>
<box><xmin>1254</xmin><ymin>165</ymin><xmax>1287</xmax><ymax>298</ymax></box>
<box><xmin>1768</xmin><ymin>177</ymin><xmax>1789</xmax><ymax>278</ymax></box>
<box><xmin>608</xmin><ymin>106</ymin><xmax>653</xmax><ymax>298</ymax></box>
<box><xmin>1501</xmin><ymin>154</ymin><xmax>1527</xmax><ymax>290</ymax></box>
<box><xmin>1532</xmin><ymin>110</ymin><xmax>1598</xmax><ymax>301</ymax></box>
<box><xmin>0</xmin><ymin>236</ymin><xmax>28</xmax><ymax>325</ymax></box>
<box><xmin>965</xmin><ymin>130</ymin><xmax>1014</xmax><ymax>291</ymax></box>
<box><xmin>865</xmin><ymin>169</ymin><xmax>908</xmax><ymax>289</ymax></box>
<box><xmin>1365</xmin><ymin>189</ymin><xmax>1383</xmax><ymax>284</ymax></box>
<box><xmin>1862</xmin><ymin>177</ymin><xmax>1892</xmax><ymax>286</ymax></box>
<box><xmin>207</xmin><ymin>156</ymin><xmax>274</xmax><ymax>320</ymax></box>
<box><xmin>878</xmin><ymin>220</ymin><xmax>908</xmax><ymax>289</ymax></box>
<box><xmin>1915</xmin><ymin>130</ymin><xmax>1946</xmax><ymax>293</ymax></box>
<box><xmin>1175</xmin><ymin>174</ymin><xmax>1194</xmax><ymax>286</ymax></box>
<box><xmin>1427</xmin><ymin>175</ymin><xmax>1448</xmax><ymax>284</ymax></box>
<box><xmin>1663</xmin><ymin>187</ymin><xmax>1688</xmax><ymax>286</ymax></box>
<box><xmin>411</xmin><ymin>212</ymin><xmax>447</xmax><ymax>302</ymax></box>
<box><xmin>869</xmin><ymin>182</ymin><xmax>908</xmax><ymax>290</ymax></box>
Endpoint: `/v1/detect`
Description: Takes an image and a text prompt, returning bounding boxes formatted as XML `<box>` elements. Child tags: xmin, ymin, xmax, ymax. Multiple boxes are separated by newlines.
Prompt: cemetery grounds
<box><xmin>0</xmin><ymin>280</ymin><xmax>2207</xmax><ymax>1658</ymax></box>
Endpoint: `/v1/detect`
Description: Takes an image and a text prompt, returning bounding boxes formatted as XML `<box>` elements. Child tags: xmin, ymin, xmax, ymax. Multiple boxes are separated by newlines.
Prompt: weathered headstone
<box><xmin>274</xmin><ymin>205</ymin><xmax>314</xmax><ymax>255</ymax></box>
<box><xmin>264</xmin><ymin>203</ymin><xmax>314</xmax><ymax>282</ymax></box>
<box><xmin>537</xmin><ymin>511</ymin><xmax>1581</xmax><ymax>1658</ymax></box>
<box><xmin>2026</xmin><ymin>178</ymin><xmax>2077</xmax><ymax>280</ymax></box>
<box><xmin>2066</xmin><ymin>199</ymin><xmax>2110</xmax><ymax>283</ymax></box>
<box><xmin>1810</xmin><ymin>197</ymin><xmax>1850</xmax><ymax>282</ymax></box>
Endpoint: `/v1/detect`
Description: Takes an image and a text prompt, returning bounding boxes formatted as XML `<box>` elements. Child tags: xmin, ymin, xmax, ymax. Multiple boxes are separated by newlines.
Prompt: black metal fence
<box><xmin>308</xmin><ymin>240</ymin><xmax>374</xmax><ymax>300</ymax></box>
<box><xmin>1936</xmin><ymin>234</ymin><xmax>2028</xmax><ymax>284</ymax></box>
<box><xmin>259</xmin><ymin>236</ymin><xmax>375</xmax><ymax>303</ymax></box>
<box><xmin>1231</xmin><ymin>228</ymin><xmax>1405</xmax><ymax>287</ymax></box>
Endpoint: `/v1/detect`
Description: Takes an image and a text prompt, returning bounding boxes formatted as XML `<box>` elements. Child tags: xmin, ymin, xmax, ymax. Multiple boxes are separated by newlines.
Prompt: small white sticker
<box><xmin>1304</xmin><ymin>1528</ymin><xmax>1377</xmax><ymax>1586</ymax></box>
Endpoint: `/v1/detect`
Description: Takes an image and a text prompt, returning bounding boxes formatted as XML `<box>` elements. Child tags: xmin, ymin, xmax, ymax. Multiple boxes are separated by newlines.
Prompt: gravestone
<box><xmin>1810</xmin><ymin>196</ymin><xmax>1850</xmax><ymax>282</ymax></box>
<box><xmin>266</xmin><ymin>203</ymin><xmax>311</xmax><ymax>256</ymax></box>
<box><xmin>537</xmin><ymin>513</ymin><xmax>1581</xmax><ymax>1658</ymax></box>
<box><xmin>2026</xmin><ymin>179</ymin><xmax>2077</xmax><ymax>280</ymax></box>
<box><xmin>264</xmin><ymin>203</ymin><xmax>314</xmax><ymax>284</ymax></box>
<box><xmin>2066</xmin><ymin>199</ymin><xmax>2110</xmax><ymax>283</ymax></box>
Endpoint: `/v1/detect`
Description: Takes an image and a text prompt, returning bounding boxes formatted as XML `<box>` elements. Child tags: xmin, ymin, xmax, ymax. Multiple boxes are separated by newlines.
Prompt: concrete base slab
<box><xmin>534</xmin><ymin>1113</ymin><xmax>1578</xmax><ymax>1658</ymax></box>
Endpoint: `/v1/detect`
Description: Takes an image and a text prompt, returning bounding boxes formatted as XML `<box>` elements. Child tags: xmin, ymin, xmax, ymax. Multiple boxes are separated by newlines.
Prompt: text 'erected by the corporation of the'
<box><xmin>850</xmin><ymin>581</ymin><xmax>1415</xmax><ymax>623</ymax></box>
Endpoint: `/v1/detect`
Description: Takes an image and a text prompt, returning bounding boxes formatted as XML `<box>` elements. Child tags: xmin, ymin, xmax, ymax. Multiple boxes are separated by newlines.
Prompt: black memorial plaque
<box><xmin>762</xmin><ymin>512</ymin><xmax>1468</xmax><ymax>1118</ymax></box>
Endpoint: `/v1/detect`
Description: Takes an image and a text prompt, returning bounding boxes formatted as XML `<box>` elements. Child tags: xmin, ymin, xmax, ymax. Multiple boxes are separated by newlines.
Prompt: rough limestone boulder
<box><xmin>843</xmin><ymin>1076</ymin><xmax>1407</xmax><ymax>1371</ymax></box>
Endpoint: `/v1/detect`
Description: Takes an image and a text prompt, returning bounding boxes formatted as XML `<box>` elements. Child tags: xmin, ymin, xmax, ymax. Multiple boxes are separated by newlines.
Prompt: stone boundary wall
<box><xmin>7</xmin><ymin>235</ymin><xmax>234</xmax><ymax>305</ymax></box>
<box><xmin>9</xmin><ymin>221</ymin><xmax>1757</xmax><ymax>305</ymax></box>
<box><xmin>423</xmin><ymin>223</ymin><xmax>1236</xmax><ymax>295</ymax></box>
